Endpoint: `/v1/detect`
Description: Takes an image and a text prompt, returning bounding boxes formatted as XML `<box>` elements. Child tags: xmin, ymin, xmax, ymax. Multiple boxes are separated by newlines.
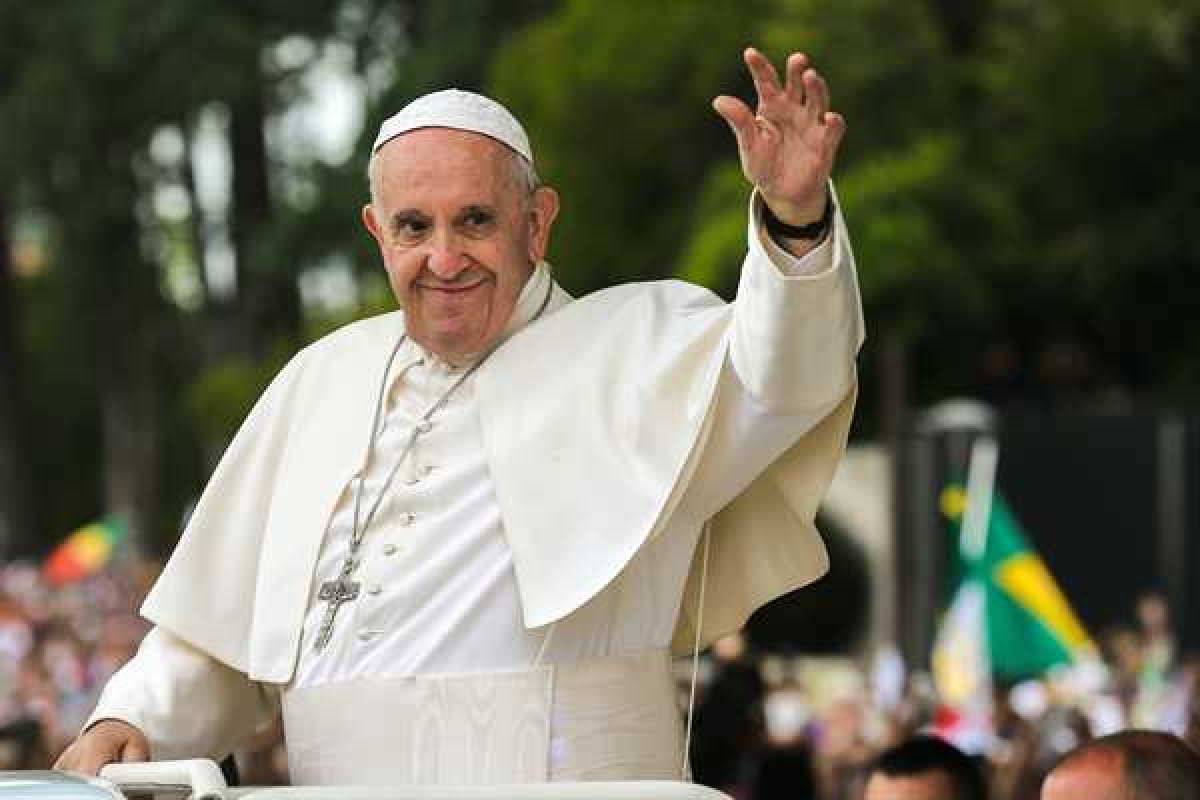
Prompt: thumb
<box><xmin>712</xmin><ymin>95</ymin><xmax>756</xmax><ymax>152</ymax></box>
<box><xmin>120</xmin><ymin>732</ymin><xmax>150</xmax><ymax>763</ymax></box>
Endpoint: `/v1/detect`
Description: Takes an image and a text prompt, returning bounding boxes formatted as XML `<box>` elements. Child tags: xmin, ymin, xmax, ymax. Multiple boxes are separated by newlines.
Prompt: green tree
<box><xmin>490</xmin><ymin>0</ymin><xmax>767</xmax><ymax>294</ymax></box>
<box><xmin>0</xmin><ymin>193</ymin><xmax>31</xmax><ymax>557</ymax></box>
<box><xmin>975</xmin><ymin>0</ymin><xmax>1200</xmax><ymax>399</ymax></box>
<box><xmin>0</xmin><ymin>6</ymin><xmax>35</xmax><ymax>555</ymax></box>
<box><xmin>0</xmin><ymin>1</ymin><xmax>349</xmax><ymax>554</ymax></box>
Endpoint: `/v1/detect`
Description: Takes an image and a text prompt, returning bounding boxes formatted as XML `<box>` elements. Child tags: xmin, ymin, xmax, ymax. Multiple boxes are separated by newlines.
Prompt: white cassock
<box><xmin>88</xmin><ymin>194</ymin><xmax>864</xmax><ymax>784</ymax></box>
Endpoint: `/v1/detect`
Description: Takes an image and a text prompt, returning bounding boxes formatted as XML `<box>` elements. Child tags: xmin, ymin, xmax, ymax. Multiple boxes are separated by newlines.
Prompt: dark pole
<box><xmin>1156</xmin><ymin>415</ymin><xmax>1187</xmax><ymax>642</ymax></box>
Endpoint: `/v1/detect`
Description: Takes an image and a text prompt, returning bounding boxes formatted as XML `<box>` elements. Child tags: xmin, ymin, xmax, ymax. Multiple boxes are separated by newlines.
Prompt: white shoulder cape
<box><xmin>143</xmin><ymin>218</ymin><xmax>861</xmax><ymax>682</ymax></box>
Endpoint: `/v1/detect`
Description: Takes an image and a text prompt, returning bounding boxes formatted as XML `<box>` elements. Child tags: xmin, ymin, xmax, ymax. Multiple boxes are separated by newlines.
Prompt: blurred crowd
<box><xmin>683</xmin><ymin>593</ymin><xmax>1199</xmax><ymax>799</ymax></box>
<box><xmin>0</xmin><ymin>558</ymin><xmax>1196</xmax><ymax>799</ymax></box>
<box><xmin>0</xmin><ymin>560</ymin><xmax>151</xmax><ymax>769</ymax></box>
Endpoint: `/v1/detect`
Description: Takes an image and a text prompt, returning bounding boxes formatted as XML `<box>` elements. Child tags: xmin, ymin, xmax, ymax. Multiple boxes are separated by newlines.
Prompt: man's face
<box><xmin>363</xmin><ymin>128</ymin><xmax>558</xmax><ymax>360</ymax></box>
<box><xmin>863</xmin><ymin>771</ymin><xmax>958</xmax><ymax>800</ymax></box>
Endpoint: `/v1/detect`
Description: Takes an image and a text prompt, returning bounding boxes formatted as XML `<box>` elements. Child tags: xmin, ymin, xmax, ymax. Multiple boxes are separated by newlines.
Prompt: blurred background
<box><xmin>0</xmin><ymin>0</ymin><xmax>1197</xmax><ymax>797</ymax></box>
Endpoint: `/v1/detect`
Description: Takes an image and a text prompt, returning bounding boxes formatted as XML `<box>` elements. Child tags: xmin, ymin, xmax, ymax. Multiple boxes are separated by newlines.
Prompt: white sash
<box><xmin>282</xmin><ymin>649</ymin><xmax>683</xmax><ymax>785</ymax></box>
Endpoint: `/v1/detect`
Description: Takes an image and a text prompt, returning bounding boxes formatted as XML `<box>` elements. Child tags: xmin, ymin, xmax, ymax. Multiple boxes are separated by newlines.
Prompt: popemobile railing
<box><xmin>0</xmin><ymin>760</ymin><xmax>734</xmax><ymax>800</ymax></box>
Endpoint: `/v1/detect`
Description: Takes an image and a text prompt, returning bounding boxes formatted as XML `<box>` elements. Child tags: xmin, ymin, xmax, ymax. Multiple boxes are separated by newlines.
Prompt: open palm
<box><xmin>714</xmin><ymin>48</ymin><xmax>844</xmax><ymax>225</ymax></box>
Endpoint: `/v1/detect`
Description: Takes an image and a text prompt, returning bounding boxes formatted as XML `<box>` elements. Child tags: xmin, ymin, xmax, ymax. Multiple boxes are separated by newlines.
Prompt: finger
<box><xmin>121</xmin><ymin>735</ymin><xmax>150</xmax><ymax>763</ymax></box>
<box><xmin>785</xmin><ymin>52</ymin><xmax>810</xmax><ymax>104</ymax></box>
<box><xmin>823</xmin><ymin>111</ymin><xmax>847</xmax><ymax>154</ymax></box>
<box><xmin>53</xmin><ymin>747</ymin><xmax>75</xmax><ymax>771</ymax></box>
<box><xmin>713</xmin><ymin>94</ymin><xmax>758</xmax><ymax>150</ymax></box>
<box><xmin>55</xmin><ymin>743</ymin><xmax>107</xmax><ymax>775</ymax></box>
<box><xmin>806</xmin><ymin>68</ymin><xmax>832</xmax><ymax>120</ymax></box>
<box><xmin>743</xmin><ymin>47</ymin><xmax>783</xmax><ymax>104</ymax></box>
<box><xmin>80</xmin><ymin>753</ymin><xmax>112</xmax><ymax>776</ymax></box>
<box><xmin>82</xmin><ymin>740</ymin><xmax>120</xmax><ymax>775</ymax></box>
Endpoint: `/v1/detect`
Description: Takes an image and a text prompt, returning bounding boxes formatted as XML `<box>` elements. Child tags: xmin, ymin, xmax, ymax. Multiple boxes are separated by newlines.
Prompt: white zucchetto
<box><xmin>372</xmin><ymin>89</ymin><xmax>534</xmax><ymax>164</ymax></box>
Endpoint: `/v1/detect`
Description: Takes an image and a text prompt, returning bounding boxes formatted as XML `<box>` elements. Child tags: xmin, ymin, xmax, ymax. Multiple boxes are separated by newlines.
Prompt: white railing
<box><xmin>99</xmin><ymin>760</ymin><xmax>227</xmax><ymax>800</ymax></box>
<box><xmin>96</xmin><ymin>761</ymin><xmax>732</xmax><ymax>800</ymax></box>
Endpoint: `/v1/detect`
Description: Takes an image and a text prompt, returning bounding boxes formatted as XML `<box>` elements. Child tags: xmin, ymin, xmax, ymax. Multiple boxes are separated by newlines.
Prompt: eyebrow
<box><xmin>456</xmin><ymin>204</ymin><xmax>496</xmax><ymax>220</ymax></box>
<box><xmin>388</xmin><ymin>209</ymin><xmax>428</xmax><ymax>230</ymax></box>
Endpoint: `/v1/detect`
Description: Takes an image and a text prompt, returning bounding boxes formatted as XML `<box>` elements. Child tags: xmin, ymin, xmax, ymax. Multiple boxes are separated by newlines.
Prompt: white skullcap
<box><xmin>372</xmin><ymin>89</ymin><xmax>534</xmax><ymax>163</ymax></box>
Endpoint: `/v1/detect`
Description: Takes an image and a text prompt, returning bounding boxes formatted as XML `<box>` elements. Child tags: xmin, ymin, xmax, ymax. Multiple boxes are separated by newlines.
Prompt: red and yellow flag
<box><xmin>43</xmin><ymin>515</ymin><xmax>128</xmax><ymax>585</ymax></box>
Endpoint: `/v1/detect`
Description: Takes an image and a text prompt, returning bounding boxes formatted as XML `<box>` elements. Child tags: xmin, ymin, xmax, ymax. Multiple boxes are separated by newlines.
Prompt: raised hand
<box><xmin>713</xmin><ymin>47</ymin><xmax>845</xmax><ymax>227</ymax></box>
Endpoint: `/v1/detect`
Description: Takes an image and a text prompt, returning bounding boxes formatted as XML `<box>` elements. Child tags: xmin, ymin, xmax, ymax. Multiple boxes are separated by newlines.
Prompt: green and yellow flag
<box><xmin>937</xmin><ymin>479</ymin><xmax>1092</xmax><ymax>683</ymax></box>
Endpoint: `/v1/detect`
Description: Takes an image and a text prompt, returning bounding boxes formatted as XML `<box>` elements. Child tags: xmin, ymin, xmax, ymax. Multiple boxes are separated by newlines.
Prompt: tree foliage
<box><xmin>489</xmin><ymin>0</ymin><xmax>767</xmax><ymax>294</ymax></box>
<box><xmin>0</xmin><ymin>0</ymin><xmax>1196</xmax><ymax>555</ymax></box>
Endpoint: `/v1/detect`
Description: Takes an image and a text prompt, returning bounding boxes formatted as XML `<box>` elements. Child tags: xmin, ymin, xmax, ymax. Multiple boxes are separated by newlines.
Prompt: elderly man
<box><xmin>1041</xmin><ymin>730</ymin><xmax>1200</xmax><ymax>800</ymax></box>
<box><xmin>57</xmin><ymin>47</ymin><xmax>863</xmax><ymax>785</ymax></box>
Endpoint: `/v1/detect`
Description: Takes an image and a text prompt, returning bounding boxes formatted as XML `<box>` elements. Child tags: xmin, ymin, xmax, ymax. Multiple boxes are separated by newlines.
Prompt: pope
<box><xmin>57</xmin><ymin>47</ymin><xmax>864</xmax><ymax>784</ymax></box>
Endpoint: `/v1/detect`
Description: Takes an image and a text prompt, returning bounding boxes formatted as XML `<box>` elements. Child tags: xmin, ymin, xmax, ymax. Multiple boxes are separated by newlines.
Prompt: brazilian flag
<box><xmin>938</xmin><ymin>483</ymin><xmax>1092</xmax><ymax>681</ymax></box>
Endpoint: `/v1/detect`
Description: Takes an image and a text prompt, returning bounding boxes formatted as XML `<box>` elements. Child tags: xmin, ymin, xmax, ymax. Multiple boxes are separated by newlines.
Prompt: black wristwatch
<box><xmin>763</xmin><ymin>193</ymin><xmax>835</xmax><ymax>241</ymax></box>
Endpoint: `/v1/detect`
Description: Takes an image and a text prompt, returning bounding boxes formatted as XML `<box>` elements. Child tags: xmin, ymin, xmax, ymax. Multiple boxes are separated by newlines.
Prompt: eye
<box><xmin>459</xmin><ymin>207</ymin><xmax>496</xmax><ymax>232</ymax></box>
<box><xmin>391</xmin><ymin>213</ymin><xmax>430</xmax><ymax>243</ymax></box>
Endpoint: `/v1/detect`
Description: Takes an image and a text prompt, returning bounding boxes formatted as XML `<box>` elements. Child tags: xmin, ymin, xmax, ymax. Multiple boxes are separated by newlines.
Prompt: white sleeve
<box><xmin>728</xmin><ymin>188</ymin><xmax>863</xmax><ymax>414</ymax></box>
<box><xmin>756</xmin><ymin>197</ymin><xmax>837</xmax><ymax>277</ymax></box>
<box><xmin>86</xmin><ymin>626</ymin><xmax>279</xmax><ymax>761</ymax></box>
<box><xmin>680</xmin><ymin>189</ymin><xmax>864</xmax><ymax>522</ymax></box>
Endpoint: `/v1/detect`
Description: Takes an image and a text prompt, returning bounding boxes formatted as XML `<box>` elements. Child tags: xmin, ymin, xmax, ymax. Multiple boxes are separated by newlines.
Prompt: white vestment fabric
<box><xmin>283</xmin><ymin>650</ymin><xmax>684</xmax><ymax>784</ymax></box>
<box><xmin>89</xmin><ymin>194</ymin><xmax>864</xmax><ymax>780</ymax></box>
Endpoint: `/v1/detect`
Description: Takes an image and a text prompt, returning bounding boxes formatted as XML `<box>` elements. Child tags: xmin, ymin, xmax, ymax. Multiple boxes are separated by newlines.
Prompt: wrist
<box><xmin>762</xmin><ymin>192</ymin><xmax>834</xmax><ymax>241</ymax></box>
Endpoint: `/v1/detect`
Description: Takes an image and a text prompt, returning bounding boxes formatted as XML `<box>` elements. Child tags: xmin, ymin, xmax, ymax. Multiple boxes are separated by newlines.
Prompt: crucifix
<box><xmin>307</xmin><ymin>331</ymin><xmax>509</xmax><ymax>656</ymax></box>
<box><xmin>313</xmin><ymin>557</ymin><xmax>361</xmax><ymax>652</ymax></box>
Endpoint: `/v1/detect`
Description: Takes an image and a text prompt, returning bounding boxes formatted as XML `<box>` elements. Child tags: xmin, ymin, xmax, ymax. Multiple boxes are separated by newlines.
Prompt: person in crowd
<box><xmin>1040</xmin><ymin>729</ymin><xmax>1200</xmax><ymax>800</ymax></box>
<box><xmin>690</xmin><ymin>633</ymin><xmax>767</xmax><ymax>794</ymax></box>
<box><xmin>862</xmin><ymin>734</ymin><xmax>988</xmax><ymax>800</ymax></box>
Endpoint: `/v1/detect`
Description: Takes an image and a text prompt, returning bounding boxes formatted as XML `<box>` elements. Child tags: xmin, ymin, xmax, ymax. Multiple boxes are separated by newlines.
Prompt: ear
<box><xmin>526</xmin><ymin>186</ymin><xmax>560</xmax><ymax>264</ymax></box>
<box><xmin>362</xmin><ymin>203</ymin><xmax>384</xmax><ymax>248</ymax></box>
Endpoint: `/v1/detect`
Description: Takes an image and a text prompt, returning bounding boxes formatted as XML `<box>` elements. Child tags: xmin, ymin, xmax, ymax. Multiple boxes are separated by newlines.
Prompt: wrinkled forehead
<box><xmin>373</xmin><ymin>127</ymin><xmax>513</xmax><ymax>179</ymax></box>
<box><xmin>369</xmin><ymin>128</ymin><xmax>522</xmax><ymax>212</ymax></box>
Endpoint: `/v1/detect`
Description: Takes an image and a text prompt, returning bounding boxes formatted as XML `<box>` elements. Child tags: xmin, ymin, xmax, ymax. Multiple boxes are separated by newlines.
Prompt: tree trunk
<box><xmin>881</xmin><ymin>335</ymin><xmax>918</xmax><ymax>664</ymax></box>
<box><xmin>0</xmin><ymin>194</ymin><xmax>32</xmax><ymax>557</ymax></box>
<box><xmin>181</xmin><ymin>116</ymin><xmax>214</xmax><ymax>310</ymax></box>
<box><xmin>928</xmin><ymin>0</ymin><xmax>992</xmax><ymax>54</ymax></box>
<box><xmin>61</xmin><ymin>160</ymin><xmax>164</xmax><ymax>558</ymax></box>
<box><xmin>227</xmin><ymin>34</ymin><xmax>301</xmax><ymax>358</ymax></box>
<box><xmin>103</xmin><ymin>226</ymin><xmax>161</xmax><ymax>558</ymax></box>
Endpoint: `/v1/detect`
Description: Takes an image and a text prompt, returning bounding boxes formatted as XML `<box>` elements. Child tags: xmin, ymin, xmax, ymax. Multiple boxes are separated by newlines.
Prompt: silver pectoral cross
<box><xmin>313</xmin><ymin>558</ymin><xmax>361</xmax><ymax>652</ymax></box>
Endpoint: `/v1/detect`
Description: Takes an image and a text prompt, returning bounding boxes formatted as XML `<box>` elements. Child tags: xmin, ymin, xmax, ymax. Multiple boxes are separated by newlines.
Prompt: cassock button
<box><xmin>399</xmin><ymin>512</ymin><xmax>416</xmax><ymax>526</ymax></box>
<box><xmin>357</xmin><ymin>629</ymin><xmax>378</xmax><ymax>642</ymax></box>
<box><xmin>416</xmin><ymin>420</ymin><xmax>433</xmax><ymax>434</ymax></box>
<box><xmin>382</xmin><ymin>543</ymin><xmax>398</xmax><ymax>556</ymax></box>
<box><xmin>404</xmin><ymin>475</ymin><xmax>420</xmax><ymax>486</ymax></box>
<box><xmin>367</xmin><ymin>584</ymin><xmax>383</xmax><ymax>596</ymax></box>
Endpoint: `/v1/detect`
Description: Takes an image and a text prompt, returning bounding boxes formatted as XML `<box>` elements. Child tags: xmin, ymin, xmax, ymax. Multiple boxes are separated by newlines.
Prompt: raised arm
<box><xmin>714</xmin><ymin>47</ymin><xmax>845</xmax><ymax>259</ymax></box>
<box><xmin>681</xmin><ymin>49</ymin><xmax>862</xmax><ymax>520</ymax></box>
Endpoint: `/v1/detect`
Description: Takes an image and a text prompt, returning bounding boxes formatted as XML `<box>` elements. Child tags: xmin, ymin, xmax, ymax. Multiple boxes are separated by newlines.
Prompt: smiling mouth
<box><xmin>417</xmin><ymin>278</ymin><xmax>486</xmax><ymax>294</ymax></box>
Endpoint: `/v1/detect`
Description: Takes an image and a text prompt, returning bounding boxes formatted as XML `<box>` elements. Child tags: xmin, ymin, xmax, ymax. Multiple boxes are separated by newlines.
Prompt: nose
<box><xmin>425</xmin><ymin>233</ymin><xmax>468</xmax><ymax>280</ymax></box>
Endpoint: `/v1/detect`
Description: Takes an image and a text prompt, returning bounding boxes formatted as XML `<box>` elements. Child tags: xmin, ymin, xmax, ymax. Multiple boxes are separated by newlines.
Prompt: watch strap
<box><xmin>762</xmin><ymin>193</ymin><xmax>835</xmax><ymax>240</ymax></box>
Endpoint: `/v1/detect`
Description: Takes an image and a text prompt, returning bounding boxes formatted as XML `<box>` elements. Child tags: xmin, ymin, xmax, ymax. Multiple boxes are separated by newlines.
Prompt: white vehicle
<box><xmin>0</xmin><ymin>761</ymin><xmax>731</xmax><ymax>800</ymax></box>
